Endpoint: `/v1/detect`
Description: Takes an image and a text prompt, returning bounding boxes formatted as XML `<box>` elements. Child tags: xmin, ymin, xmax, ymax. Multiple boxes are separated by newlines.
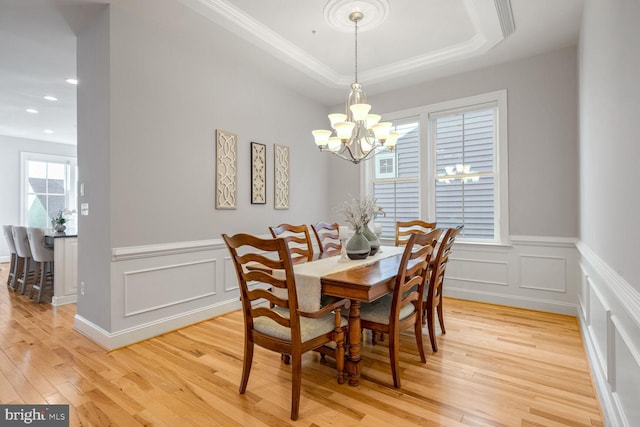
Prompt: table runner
<box><xmin>274</xmin><ymin>245</ymin><xmax>405</xmax><ymax>312</ymax></box>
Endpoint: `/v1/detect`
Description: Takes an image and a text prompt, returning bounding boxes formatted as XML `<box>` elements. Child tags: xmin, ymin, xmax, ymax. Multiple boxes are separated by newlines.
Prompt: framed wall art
<box><xmin>215</xmin><ymin>129</ymin><xmax>237</xmax><ymax>209</ymax></box>
<box><xmin>274</xmin><ymin>144</ymin><xmax>289</xmax><ymax>210</ymax></box>
<box><xmin>251</xmin><ymin>142</ymin><xmax>266</xmax><ymax>204</ymax></box>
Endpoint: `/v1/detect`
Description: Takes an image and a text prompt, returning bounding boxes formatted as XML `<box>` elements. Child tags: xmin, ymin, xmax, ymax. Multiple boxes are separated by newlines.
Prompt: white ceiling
<box><xmin>0</xmin><ymin>0</ymin><xmax>584</xmax><ymax>146</ymax></box>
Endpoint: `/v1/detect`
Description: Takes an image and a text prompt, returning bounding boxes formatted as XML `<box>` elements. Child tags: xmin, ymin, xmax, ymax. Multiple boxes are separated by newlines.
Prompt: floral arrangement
<box><xmin>51</xmin><ymin>209</ymin><xmax>75</xmax><ymax>226</ymax></box>
<box><xmin>338</xmin><ymin>195</ymin><xmax>380</xmax><ymax>233</ymax></box>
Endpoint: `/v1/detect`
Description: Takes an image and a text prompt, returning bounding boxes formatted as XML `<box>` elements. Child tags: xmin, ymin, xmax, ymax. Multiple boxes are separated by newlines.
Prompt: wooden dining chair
<box><xmin>423</xmin><ymin>225</ymin><xmax>463</xmax><ymax>352</ymax></box>
<box><xmin>395</xmin><ymin>220</ymin><xmax>437</xmax><ymax>246</ymax></box>
<box><xmin>2</xmin><ymin>225</ymin><xmax>18</xmax><ymax>289</ymax></box>
<box><xmin>269</xmin><ymin>224</ymin><xmax>314</xmax><ymax>262</ymax></box>
<box><xmin>358</xmin><ymin>231</ymin><xmax>436</xmax><ymax>388</ymax></box>
<box><xmin>222</xmin><ymin>233</ymin><xmax>350</xmax><ymax>421</ymax></box>
<box><xmin>311</xmin><ymin>222</ymin><xmax>341</xmax><ymax>254</ymax></box>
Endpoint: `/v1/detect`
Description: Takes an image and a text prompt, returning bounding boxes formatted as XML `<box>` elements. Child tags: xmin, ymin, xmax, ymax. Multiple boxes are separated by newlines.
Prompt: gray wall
<box><xmin>0</xmin><ymin>135</ymin><xmax>76</xmax><ymax>261</ymax></box>
<box><xmin>328</xmin><ymin>47</ymin><xmax>579</xmax><ymax>239</ymax></box>
<box><xmin>579</xmin><ymin>0</ymin><xmax>640</xmax><ymax>292</ymax></box>
<box><xmin>75</xmin><ymin>3</ymin><xmax>331</xmax><ymax>330</ymax></box>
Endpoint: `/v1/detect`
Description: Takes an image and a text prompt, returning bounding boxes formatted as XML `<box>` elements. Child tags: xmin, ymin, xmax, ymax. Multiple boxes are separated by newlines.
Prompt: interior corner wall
<box><xmin>579</xmin><ymin>0</ymin><xmax>640</xmax><ymax>293</ymax></box>
<box><xmin>577</xmin><ymin>1</ymin><xmax>640</xmax><ymax>425</ymax></box>
<box><xmin>329</xmin><ymin>46</ymin><xmax>579</xmax><ymax>239</ymax></box>
<box><xmin>0</xmin><ymin>135</ymin><xmax>76</xmax><ymax>261</ymax></box>
<box><xmin>75</xmin><ymin>5</ymin><xmax>112</xmax><ymax>332</ymax></box>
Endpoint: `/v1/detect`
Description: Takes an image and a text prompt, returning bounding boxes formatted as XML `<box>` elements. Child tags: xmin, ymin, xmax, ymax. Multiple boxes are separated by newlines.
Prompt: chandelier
<box><xmin>312</xmin><ymin>11</ymin><xmax>398</xmax><ymax>164</ymax></box>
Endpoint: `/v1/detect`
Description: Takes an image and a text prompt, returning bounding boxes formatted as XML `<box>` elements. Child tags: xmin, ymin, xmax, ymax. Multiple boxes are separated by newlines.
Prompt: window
<box><xmin>371</xmin><ymin>120</ymin><xmax>420</xmax><ymax>239</ymax></box>
<box><xmin>365</xmin><ymin>90</ymin><xmax>508</xmax><ymax>243</ymax></box>
<box><xmin>21</xmin><ymin>153</ymin><xmax>77</xmax><ymax>229</ymax></box>
<box><xmin>432</xmin><ymin>108</ymin><xmax>496</xmax><ymax>239</ymax></box>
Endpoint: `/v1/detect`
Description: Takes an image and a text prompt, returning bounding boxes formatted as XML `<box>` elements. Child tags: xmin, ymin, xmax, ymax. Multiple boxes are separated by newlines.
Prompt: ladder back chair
<box><xmin>311</xmin><ymin>222</ymin><xmax>341</xmax><ymax>254</ymax></box>
<box><xmin>27</xmin><ymin>227</ymin><xmax>54</xmax><ymax>303</ymax></box>
<box><xmin>423</xmin><ymin>225</ymin><xmax>463</xmax><ymax>352</ymax></box>
<box><xmin>222</xmin><ymin>233</ymin><xmax>350</xmax><ymax>421</ymax></box>
<box><xmin>2</xmin><ymin>225</ymin><xmax>18</xmax><ymax>289</ymax></box>
<box><xmin>359</xmin><ymin>230</ymin><xmax>437</xmax><ymax>388</ymax></box>
<box><xmin>395</xmin><ymin>220</ymin><xmax>437</xmax><ymax>246</ymax></box>
<box><xmin>269</xmin><ymin>224</ymin><xmax>314</xmax><ymax>262</ymax></box>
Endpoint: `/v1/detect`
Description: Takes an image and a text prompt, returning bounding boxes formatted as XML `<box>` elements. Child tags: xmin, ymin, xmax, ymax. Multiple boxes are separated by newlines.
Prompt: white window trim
<box><xmin>20</xmin><ymin>152</ymin><xmax>78</xmax><ymax>226</ymax></box>
<box><xmin>362</xmin><ymin>90</ymin><xmax>509</xmax><ymax>245</ymax></box>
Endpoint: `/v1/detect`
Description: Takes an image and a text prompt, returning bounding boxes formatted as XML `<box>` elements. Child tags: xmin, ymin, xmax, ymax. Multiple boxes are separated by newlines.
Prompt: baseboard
<box><xmin>51</xmin><ymin>294</ymin><xmax>77</xmax><ymax>306</ymax></box>
<box><xmin>446</xmin><ymin>286</ymin><xmax>577</xmax><ymax>315</ymax></box>
<box><xmin>73</xmin><ymin>297</ymin><xmax>243</xmax><ymax>350</ymax></box>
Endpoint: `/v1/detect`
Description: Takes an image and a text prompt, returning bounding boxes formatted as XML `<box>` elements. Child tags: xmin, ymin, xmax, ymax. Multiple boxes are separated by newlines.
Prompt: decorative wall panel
<box><xmin>123</xmin><ymin>260</ymin><xmax>216</xmax><ymax>317</ymax></box>
<box><xmin>251</xmin><ymin>142</ymin><xmax>266</xmax><ymax>204</ymax></box>
<box><xmin>519</xmin><ymin>254</ymin><xmax>566</xmax><ymax>292</ymax></box>
<box><xmin>215</xmin><ymin>129</ymin><xmax>237</xmax><ymax>209</ymax></box>
<box><xmin>274</xmin><ymin>144</ymin><xmax>289</xmax><ymax>209</ymax></box>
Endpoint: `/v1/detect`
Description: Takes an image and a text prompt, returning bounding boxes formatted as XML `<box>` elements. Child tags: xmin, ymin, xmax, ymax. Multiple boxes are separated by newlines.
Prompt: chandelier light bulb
<box><xmin>366</xmin><ymin>114</ymin><xmax>381</xmax><ymax>129</ymax></box>
<box><xmin>349</xmin><ymin>103</ymin><xmax>371</xmax><ymax>121</ymax></box>
<box><xmin>328</xmin><ymin>113</ymin><xmax>347</xmax><ymax>128</ymax></box>
<box><xmin>335</xmin><ymin>121</ymin><xmax>355</xmax><ymax>140</ymax></box>
<box><xmin>312</xmin><ymin>129</ymin><xmax>332</xmax><ymax>146</ymax></box>
<box><xmin>384</xmin><ymin>131</ymin><xmax>400</xmax><ymax>150</ymax></box>
<box><xmin>328</xmin><ymin>137</ymin><xmax>342</xmax><ymax>152</ymax></box>
<box><xmin>372</xmin><ymin>122</ymin><xmax>392</xmax><ymax>141</ymax></box>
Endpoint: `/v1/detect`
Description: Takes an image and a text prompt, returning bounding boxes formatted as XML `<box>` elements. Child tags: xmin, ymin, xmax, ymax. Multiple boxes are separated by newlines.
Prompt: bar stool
<box><xmin>27</xmin><ymin>227</ymin><xmax>54</xmax><ymax>303</ymax></box>
<box><xmin>2</xmin><ymin>225</ymin><xmax>18</xmax><ymax>289</ymax></box>
<box><xmin>11</xmin><ymin>226</ymin><xmax>36</xmax><ymax>295</ymax></box>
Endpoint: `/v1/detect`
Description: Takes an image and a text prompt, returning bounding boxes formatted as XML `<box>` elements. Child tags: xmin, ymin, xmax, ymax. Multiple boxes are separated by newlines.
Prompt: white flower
<box><xmin>338</xmin><ymin>195</ymin><xmax>377</xmax><ymax>233</ymax></box>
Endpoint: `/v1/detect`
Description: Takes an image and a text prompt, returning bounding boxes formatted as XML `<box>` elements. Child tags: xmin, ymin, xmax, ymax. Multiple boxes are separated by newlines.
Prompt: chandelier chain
<box><xmin>354</xmin><ymin>18</ymin><xmax>358</xmax><ymax>83</ymax></box>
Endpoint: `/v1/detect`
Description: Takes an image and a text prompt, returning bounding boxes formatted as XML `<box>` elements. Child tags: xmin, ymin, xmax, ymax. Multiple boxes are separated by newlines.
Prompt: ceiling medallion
<box><xmin>323</xmin><ymin>0</ymin><xmax>390</xmax><ymax>33</ymax></box>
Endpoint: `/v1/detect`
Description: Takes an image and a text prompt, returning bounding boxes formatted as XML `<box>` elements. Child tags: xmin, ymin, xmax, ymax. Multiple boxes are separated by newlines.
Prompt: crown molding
<box><xmin>179</xmin><ymin>0</ymin><xmax>513</xmax><ymax>88</ymax></box>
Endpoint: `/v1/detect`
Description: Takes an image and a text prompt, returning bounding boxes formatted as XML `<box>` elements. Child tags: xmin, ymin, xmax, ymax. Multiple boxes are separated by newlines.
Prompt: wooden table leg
<box><xmin>346</xmin><ymin>300</ymin><xmax>361</xmax><ymax>386</ymax></box>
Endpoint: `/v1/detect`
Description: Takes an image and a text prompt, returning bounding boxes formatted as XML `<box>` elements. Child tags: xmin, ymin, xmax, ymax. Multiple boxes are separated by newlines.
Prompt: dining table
<box><xmin>286</xmin><ymin>245</ymin><xmax>407</xmax><ymax>386</ymax></box>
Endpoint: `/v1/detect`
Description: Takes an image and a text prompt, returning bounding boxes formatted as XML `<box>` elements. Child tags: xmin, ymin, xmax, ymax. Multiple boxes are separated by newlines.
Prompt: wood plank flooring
<box><xmin>0</xmin><ymin>263</ymin><xmax>603</xmax><ymax>426</ymax></box>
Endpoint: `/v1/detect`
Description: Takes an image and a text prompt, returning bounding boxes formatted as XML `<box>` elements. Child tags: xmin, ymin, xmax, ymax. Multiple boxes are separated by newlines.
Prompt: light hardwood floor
<box><xmin>0</xmin><ymin>263</ymin><xmax>603</xmax><ymax>426</ymax></box>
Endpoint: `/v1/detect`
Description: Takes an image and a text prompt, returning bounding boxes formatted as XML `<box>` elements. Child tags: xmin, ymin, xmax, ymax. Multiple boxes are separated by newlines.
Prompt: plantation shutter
<box><xmin>373</xmin><ymin>121</ymin><xmax>420</xmax><ymax>239</ymax></box>
<box><xmin>433</xmin><ymin>107</ymin><xmax>496</xmax><ymax>239</ymax></box>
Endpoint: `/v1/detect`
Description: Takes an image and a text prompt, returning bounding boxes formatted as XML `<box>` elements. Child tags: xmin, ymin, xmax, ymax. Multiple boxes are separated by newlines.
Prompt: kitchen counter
<box><xmin>45</xmin><ymin>229</ymin><xmax>78</xmax><ymax>306</ymax></box>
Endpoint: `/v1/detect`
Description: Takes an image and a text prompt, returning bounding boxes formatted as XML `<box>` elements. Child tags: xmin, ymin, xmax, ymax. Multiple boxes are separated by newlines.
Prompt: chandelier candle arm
<box><xmin>310</xmin><ymin>9</ymin><xmax>398</xmax><ymax>164</ymax></box>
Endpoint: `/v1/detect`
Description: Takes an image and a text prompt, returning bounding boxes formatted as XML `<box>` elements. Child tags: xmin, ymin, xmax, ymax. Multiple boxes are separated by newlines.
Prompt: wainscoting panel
<box><xmin>224</xmin><ymin>256</ymin><xmax>239</xmax><ymax>292</ymax></box>
<box><xmin>75</xmin><ymin>239</ymin><xmax>244</xmax><ymax>350</ymax></box>
<box><xmin>123</xmin><ymin>259</ymin><xmax>217</xmax><ymax>317</ymax></box>
<box><xmin>445</xmin><ymin>236</ymin><xmax>577</xmax><ymax>314</ymax></box>
<box><xmin>612</xmin><ymin>316</ymin><xmax>640</xmax><ymax>426</ymax></box>
<box><xmin>519</xmin><ymin>254</ymin><xmax>566</xmax><ymax>292</ymax></box>
<box><xmin>577</xmin><ymin>241</ymin><xmax>640</xmax><ymax>427</ymax></box>
<box><xmin>578</xmin><ymin>264</ymin><xmax>590</xmax><ymax>323</ymax></box>
<box><xmin>447</xmin><ymin>257</ymin><xmax>509</xmax><ymax>287</ymax></box>
<box><xmin>588</xmin><ymin>284</ymin><xmax>610</xmax><ymax>374</ymax></box>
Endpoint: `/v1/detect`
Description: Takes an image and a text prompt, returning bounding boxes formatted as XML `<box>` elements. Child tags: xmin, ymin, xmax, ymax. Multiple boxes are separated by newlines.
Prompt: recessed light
<box><xmin>26</xmin><ymin>108</ymin><xmax>39</xmax><ymax>114</ymax></box>
<box><xmin>44</xmin><ymin>129</ymin><xmax>54</xmax><ymax>134</ymax></box>
<box><xmin>65</xmin><ymin>78</ymin><xmax>78</xmax><ymax>85</ymax></box>
<box><xmin>44</xmin><ymin>95</ymin><xmax>58</xmax><ymax>101</ymax></box>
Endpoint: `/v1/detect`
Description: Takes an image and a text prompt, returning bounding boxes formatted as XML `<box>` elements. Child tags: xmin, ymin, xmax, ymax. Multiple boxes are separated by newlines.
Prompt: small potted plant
<box><xmin>51</xmin><ymin>209</ymin><xmax>74</xmax><ymax>232</ymax></box>
<box><xmin>338</xmin><ymin>195</ymin><xmax>378</xmax><ymax>259</ymax></box>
